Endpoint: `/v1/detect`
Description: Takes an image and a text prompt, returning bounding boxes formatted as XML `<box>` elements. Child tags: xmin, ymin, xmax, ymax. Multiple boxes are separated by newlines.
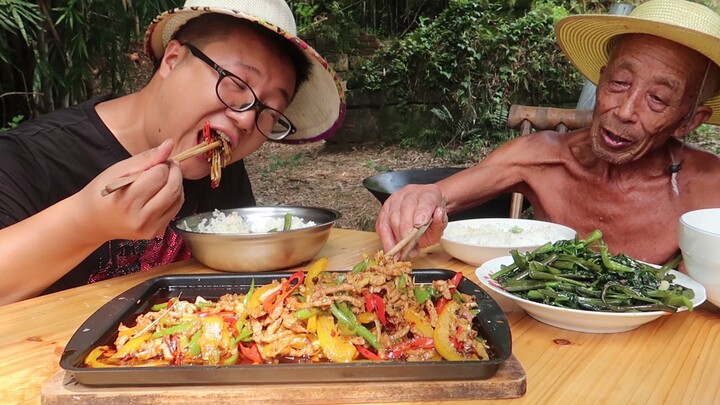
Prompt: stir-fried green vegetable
<box><xmin>492</xmin><ymin>229</ymin><xmax>694</xmax><ymax>313</ymax></box>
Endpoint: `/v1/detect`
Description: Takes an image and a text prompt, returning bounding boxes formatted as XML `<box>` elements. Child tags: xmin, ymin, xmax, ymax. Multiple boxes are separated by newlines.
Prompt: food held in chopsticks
<box><xmin>84</xmin><ymin>253</ymin><xmax>490</xmax><ymax>367</ymax></box>
<box><xmin>201</xmin><ymin>121</ymin><xmax>232</xmax><ymax>188</ymax></box>
<box><xmin>491</xmin><ymin>229</ymin><xmax>696</xmax><ymax>312</ymax></box>
<box><xmin>100</xmin><ymin>125</ymin><xmax>227</xmax><ymax>196</ymax></box>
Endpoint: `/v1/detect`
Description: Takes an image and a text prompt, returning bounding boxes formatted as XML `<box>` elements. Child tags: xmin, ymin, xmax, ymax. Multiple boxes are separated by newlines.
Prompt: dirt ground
<box><xmin>244</xmin><ymin>142</ymin><xmax>466</xmax><ymax>231</ymax></box>
<box><xmin>244</xmin><ymin>130</ymin><xmax>720</xmax><ymax>232</ymax></box>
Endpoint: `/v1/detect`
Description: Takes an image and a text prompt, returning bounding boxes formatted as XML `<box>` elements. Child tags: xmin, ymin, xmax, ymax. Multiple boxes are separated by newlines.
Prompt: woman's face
<box><xmin>150</xmin><ymin>25</ymin><xmax>297</xmax><ymax>180</ymax></box>
<box><xmin>591</xmin><ymin>34</ymin><xmax>709</xmax><ymax>165</ymax></box>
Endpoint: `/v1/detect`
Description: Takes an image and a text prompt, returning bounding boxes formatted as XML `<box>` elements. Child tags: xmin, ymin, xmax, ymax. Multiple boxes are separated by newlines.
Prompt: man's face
<box><xmin>151</xmin><ymin>25</ymin><xmax>298</xmax><ymax>180</ymax></box>
<box><xmin>591</xmin><ymin>34</ymin><xmax>708</xmax><ymax>164</ymax></box>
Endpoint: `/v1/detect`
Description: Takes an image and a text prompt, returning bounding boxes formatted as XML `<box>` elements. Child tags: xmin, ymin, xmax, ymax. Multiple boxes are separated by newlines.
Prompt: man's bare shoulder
<box><xmin>503</xmin><ymin>128</ymin><xmax>587</xmax><ymax>148</ymax></box>
<box><xmin>681</xmin><ymin>144</ymin><xmax>720</xmax><ymax>204</ymax></box>
<box><xmin>498</xmin><ymin>128</ymin><xmax>590</xmax><ymax>159</ymax></box>
<box><xmin>481</xmin><ymin>128</ymin><xmax>590</xmax><ymax>171</ymax></box>
<box><xmin>684</xmin><ymin>143</ymin><xmax>720</xmax><ymax>169</ymax></box>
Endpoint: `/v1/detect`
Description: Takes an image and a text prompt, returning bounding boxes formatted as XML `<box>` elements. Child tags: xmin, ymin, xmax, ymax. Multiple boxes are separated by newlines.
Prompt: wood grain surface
<box><xmin>41</xmin><ymin>354</ymin><xmax>525</xmax><ymax>404</ymax></box>
<box><xmin>1</xmin><ymin>228</ymin><xmax>719</xmax><ymax>405</ymax></box>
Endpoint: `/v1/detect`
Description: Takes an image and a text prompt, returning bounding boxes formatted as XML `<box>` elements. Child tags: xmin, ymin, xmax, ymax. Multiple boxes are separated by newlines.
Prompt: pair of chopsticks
<box><xmin>100</xmin><ymin>140</ymin><xmax>221</xmax><ymax>196</ymax></box>
<box><xmin>385</xmin><ymin>198</ymin><xmax>447</xmax><ymax>260</ymax></box>
<box><xmin>385</xmin><ymin>219</ymin><xmax>432</xmax><ymax>261</ymax></box>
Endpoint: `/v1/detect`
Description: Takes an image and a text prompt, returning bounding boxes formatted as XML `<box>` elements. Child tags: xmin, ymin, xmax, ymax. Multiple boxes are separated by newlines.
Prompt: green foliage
<box><xmin>293</xmin><ymin>0</ymin><xmax>320</xmax><ymax>31</ymax></box>
<box><xmin>0</xmin><ymin>1</ymin><xmax>42</xmax><ymax>64</ymax></box>
<box><xmin>363</xmin><ymin>160</ymin><xmax>391</xmax><ymax>173</ymax></box>
<box><xmin>0</xmin><ymin>114</ymin><xmax>24</xmax><ymax>131</ymax></box>
<box><xmin>260</xmin><ymin>152</ymin><xmax>307</xmax><ymax>177</ymax></box>
<box><xmin>352</xmin><ymin>0</ymin><xmax>607</xmax><ymax>153</ymax></box>
<box><xmin>688</xmin><ymin>124</ymin><xmax>720</xmax><ymax>155</ymax></box>
<box><xmin>294</xmin><ymin>0</ymin><xmax>451</xmax><ymax>38</ymax></box>
<box><xmin>293</xmin><ymin>1</ymin><xmax>365</xmax><ymax>54</ymax></box>
<box><xmin>1</xmin><ymin>0</ymin><xmax>173</xmax><ymax>122</ymax></box>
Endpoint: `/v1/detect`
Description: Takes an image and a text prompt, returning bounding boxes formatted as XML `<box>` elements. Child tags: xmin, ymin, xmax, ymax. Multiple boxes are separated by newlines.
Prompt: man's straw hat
<box><xmin>556</xmin><ymin>0</ymin><xmax>720</xmax><ymax>125</ymax></box>
<box><xmin>145</xmin><ymin>0</ymin><xmax>345</xmax><ymax>142</ymax></box>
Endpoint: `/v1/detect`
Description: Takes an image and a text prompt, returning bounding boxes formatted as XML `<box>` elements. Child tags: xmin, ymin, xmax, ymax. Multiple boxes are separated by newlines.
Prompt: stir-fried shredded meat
<box><xmin>84</xmin><ymin>252</ymin><xmax>490</xmax><ymax>367</ymax></box>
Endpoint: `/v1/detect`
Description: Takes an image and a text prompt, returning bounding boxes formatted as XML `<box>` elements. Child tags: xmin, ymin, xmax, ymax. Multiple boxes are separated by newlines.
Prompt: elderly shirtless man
<box><xmin>376</xmin><ymin>0</ymin><xmax>720</xmax><ymax>265</ymax></box>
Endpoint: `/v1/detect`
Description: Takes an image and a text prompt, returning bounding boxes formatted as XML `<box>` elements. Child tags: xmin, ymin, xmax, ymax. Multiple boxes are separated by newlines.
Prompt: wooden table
<box><xmin>2</xmin><ymin>228</ymin><xmax>719</xmax><ymax>404</ymax></box>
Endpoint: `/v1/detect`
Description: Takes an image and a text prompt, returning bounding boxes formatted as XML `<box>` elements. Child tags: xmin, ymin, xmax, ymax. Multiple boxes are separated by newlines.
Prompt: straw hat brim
<box><xmin>556</xmin><ymin>14</ymin><xmax>720</xmax><ymax>125</ymax></box>
<box><xmin>145</xmin><ymin>7</ymin><xmax>346</xmax><ymax>143</ymax></box>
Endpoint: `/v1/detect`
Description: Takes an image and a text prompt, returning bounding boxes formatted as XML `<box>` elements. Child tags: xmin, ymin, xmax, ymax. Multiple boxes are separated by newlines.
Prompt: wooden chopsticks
<box><xmin>385</xmin><ymin>220</ymin><xmax>432</xmax><ymax>260</ymax></box>
<box><xmin>385</xmin><ymin>198</ymin><xmax>447</xmax><ymax>260</ymax></box>
<box><xmin>100</xmin><ymin>140</ymin><xmax>222</xmax><ymax>196</ymax></box>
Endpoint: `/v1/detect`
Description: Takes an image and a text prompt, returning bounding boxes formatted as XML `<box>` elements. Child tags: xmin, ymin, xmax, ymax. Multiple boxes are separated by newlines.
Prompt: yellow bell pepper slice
<box><xmin>317</xmin><ymin>315</ymin><xmax>358</xmax><ymax>363</ymax></box>
<box><xmin>433</xmin><ymin>300</ymin><xmax>477</xmax><ymax>361</ymax></box>
<box><xmin>84</xmin><ymin>346</ymin><xmax>117</xmax><ymax>368</ymax></box>
<box><xmin>403</xmin><ymin>308</ymin><xmax>434</xmax><ymax>338</ymax></box>
<box><xmin>305</xmin><ymin>257</ymin><xmax>329</xmax><ymax>288</ymax></box>
<box><xmin>199</xmin><ymin>316</ymin><xmax>230</xmax><ymax>365</ymax></box>
<box><xmin>307</xmin><ymin>314</ymin><xmax>318</xmax><ymax>333</ymax></box>
<box><xmin>475</xmin><ymin>340</ymin><xmax>490</xmax><ymax>361</ymax></box>
<box><xmin>246</xmin><ymin>282</ymin><xmax>281</xmax><ymax>310</ymax></box>
<box><xmin>356</xmin><ymin>311</ymin><xmax>375</xmax><ymax>324</ymax></box>
<box><xmin>110</xmin><ymin>332</ymin><xmax>152</xmax><ymax>360</ymax></box>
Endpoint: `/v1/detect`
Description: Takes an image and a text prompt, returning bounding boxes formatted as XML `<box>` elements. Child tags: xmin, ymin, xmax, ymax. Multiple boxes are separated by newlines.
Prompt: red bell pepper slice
<box><xmin>384</xmin><ymin>337</ymin><xmax>435</xmax><ymax>359</ymax></box>
<box><xmin>262</xmin><ymin>271</ymin><xmax>305</xmax><ymax>313</ymax></box>
<box><xmin>202</xmin><ymin>120</ymin><xmax>212</xmax><ymax>143</ymax></box>
<box><xmin>436</xmin><ymin>273</ymin><xmax>463</xmax><ymax>315</ymax></box>
<box><xmin>449</xmin><ymin>272</ymin><xmax>463</xmax><ymax>288</ymax></box>
<box><xmin>222</xmin><ymin>314</ymin><xmax>238</xmax><ymax>327</ymax></box>
<box><xmin>198</xmin><ymin>310</ymin><xmax>237</xmax><ymax>326</ymax></box>
<box><xmin>239</xmin><ymin>342</ymin><xmax>262</xmax><ymax>364</ymax></box>
<box><xmin>362</xmin><ymin>290</ymin><xmax>388</xmax><ymax>326</ymax></box>
<box><xmin>451</xmin><ymin>325</ymin><xmax>465</xmax><ymax>351</ymax></box>
<box><xmin>435</xmin><ymin>297</ymin><xmax>450</xmax><ymax>315</ymax></box>
<box><xmin>201</xmin><ymin>120</ymin><xmax>215</xmax><ymax>163</ymax></box>
<box><xmin>355</xmin><ymin>344</ymin><xmax>383</xmax><ymax>361</ymax></box>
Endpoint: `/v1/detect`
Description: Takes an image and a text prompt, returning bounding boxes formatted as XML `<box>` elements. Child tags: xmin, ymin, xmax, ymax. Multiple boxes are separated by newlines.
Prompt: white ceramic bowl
<box><xmin>679</xmin><ymin>208</ymin><xmax>720</xmax><ymax>307</ymax></box>
<box><xmin>172</xmin><ymin>206</ymin><xmax>341</xmax><ymax>272</ymax></box>
<box><xmin>440</xmin><ymin>218</ymin><xmax>577</xmax><ymax>266</ymax></box>
<box><xmin>476</xmin><ymin>256</ymin><xmax>706</xmax><ymax>333</ymax></box>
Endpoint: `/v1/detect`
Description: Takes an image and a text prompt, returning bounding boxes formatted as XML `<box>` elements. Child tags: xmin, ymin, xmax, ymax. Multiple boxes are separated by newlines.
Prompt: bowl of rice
<box><xmin>440</xmin><ymin>218</ymin><xmax>576</xmax><ymax>266</ymax></box>
<box><xmin>172</xmin><ymin>206</ymin><xmax>341</xmax><ymax>272</ymax></box>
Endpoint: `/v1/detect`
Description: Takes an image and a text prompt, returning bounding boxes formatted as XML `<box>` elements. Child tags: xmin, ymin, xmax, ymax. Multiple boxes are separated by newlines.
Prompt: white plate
<box><xmin>476</xmin><ymin>256</ymin><xmax>707</xmax><ymax>333</ymax></box>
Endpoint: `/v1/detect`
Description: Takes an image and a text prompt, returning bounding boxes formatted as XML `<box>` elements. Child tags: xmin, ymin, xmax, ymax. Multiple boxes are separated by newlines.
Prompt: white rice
<box><xmin>188</xmin><ymin>210</ymin><xmax>316</xmax><ymax>234</ymax></box>
<box><xmin>443</xmin><ymin>222</ymin><xmax>568</xmax><ymax>247</ymax></box>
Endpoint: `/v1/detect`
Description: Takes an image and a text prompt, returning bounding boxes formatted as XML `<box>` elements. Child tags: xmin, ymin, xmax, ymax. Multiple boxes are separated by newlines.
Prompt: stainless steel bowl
<box><xmin>172</xmin><ymin>206</ymin><xmax>342</xmax><ymax>272</ymax></box>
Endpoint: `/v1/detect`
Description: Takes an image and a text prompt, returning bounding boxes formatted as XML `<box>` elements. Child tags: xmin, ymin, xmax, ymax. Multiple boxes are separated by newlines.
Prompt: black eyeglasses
<box><xmin>182</xmin><ymin>42</ymin><xmax>296</xmax><ymax>141</ymax></box>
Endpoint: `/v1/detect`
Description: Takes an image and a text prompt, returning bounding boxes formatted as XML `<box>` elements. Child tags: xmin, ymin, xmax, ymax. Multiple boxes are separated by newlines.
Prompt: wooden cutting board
<box><xmin>41</xmin><ymin>355</ymin><xmax>526</xmax><ymax>404</ymax></box>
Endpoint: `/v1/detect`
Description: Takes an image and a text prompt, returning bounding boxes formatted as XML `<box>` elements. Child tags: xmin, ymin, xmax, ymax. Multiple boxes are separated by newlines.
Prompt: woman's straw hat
<box><xmin>145</xmin><ymin>0</ymin><xmax>345</xmax><ymax>142</ymax></box>
<box><xmin>556</xmin><ymin>0</ymin><xmax>720</xmax><ymax>125</ymax></box>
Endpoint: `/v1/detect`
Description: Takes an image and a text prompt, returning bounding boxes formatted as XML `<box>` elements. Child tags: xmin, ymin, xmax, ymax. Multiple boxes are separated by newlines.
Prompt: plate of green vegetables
<box><xmin>475</xmin><ymin>230</ymin><xmax>706</xmax><ymax>333</ymax></box>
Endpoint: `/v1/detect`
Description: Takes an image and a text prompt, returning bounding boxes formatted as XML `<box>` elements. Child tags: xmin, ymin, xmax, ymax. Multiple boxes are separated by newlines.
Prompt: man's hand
<box><xmin>376</xmin><ymin>184</ymin><xmax>448</xmax><ymax>258</ymax></box>
<box><xmin>80</xmin><ymin>138</ymin><xmax>185</xmax><ymax>242</ymax></box>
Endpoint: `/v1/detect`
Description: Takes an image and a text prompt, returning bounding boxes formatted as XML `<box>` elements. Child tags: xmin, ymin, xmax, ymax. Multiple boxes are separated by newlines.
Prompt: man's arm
<box><xmin>0</xmin><ymin>140</ymin><xmax>184</xmax><ymax>305</ymax></box>
<box><xmin>376</xmin><ymin>134</ymin><xmax>538</xmax><ymax>255</ymax></box>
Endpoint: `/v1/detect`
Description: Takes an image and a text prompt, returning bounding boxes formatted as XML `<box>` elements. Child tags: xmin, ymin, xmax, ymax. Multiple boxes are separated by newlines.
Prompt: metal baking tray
<box><xmin>60</xmin><ymin>270</ymin><xmax>512</xmax><ymax>386</ymax></box>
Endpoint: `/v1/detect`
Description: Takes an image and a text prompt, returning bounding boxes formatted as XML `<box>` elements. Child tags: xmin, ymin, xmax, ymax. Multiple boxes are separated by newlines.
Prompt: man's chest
<box><xmin>530</xmin><ymin>177</ymin><xmax>684</xmax><ymax>263</ymax></box>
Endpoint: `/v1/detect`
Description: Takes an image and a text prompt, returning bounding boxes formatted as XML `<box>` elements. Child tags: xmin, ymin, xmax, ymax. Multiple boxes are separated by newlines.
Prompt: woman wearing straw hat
<box><xmin>0</xmin><ymin>0</ymin><xmax>345</xmax><ymax>304</ymax></box>
<box><xmin>376</xmin><ymin>0</ymin><xmax>720</xmax><ymax>266</ymax></box>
